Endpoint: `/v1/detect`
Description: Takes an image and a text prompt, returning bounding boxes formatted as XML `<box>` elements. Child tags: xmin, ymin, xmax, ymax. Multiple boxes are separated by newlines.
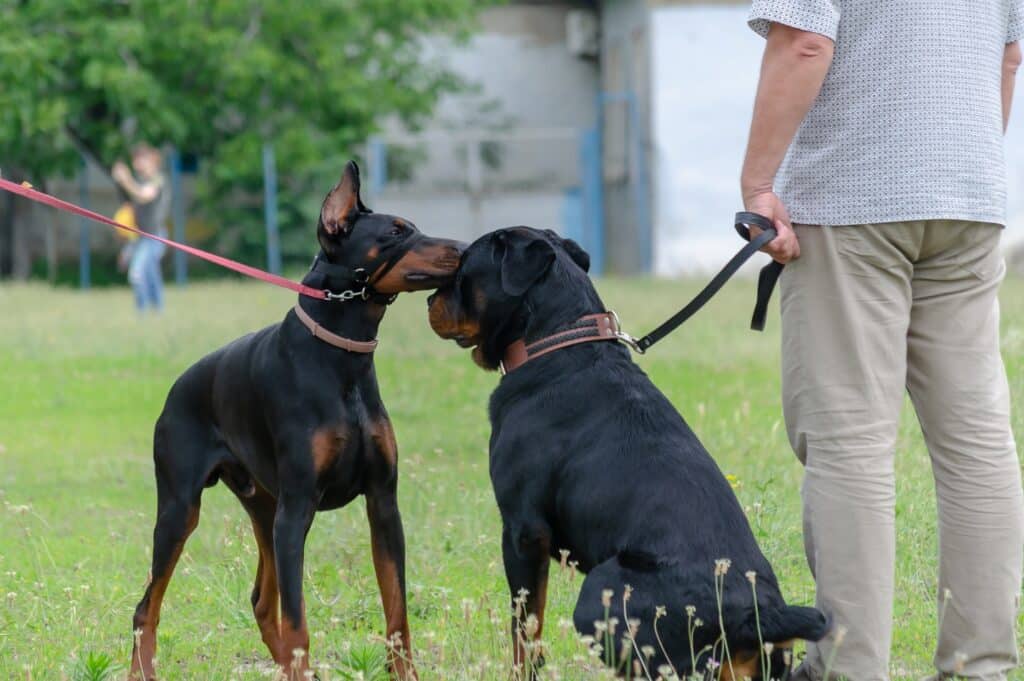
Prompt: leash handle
<box><xmin>734</xmin><ymin>211</ymin><xmax>774</xmax><ymax>240</ymax></box>
<box><xmin>631</xmin><ymin>211</ymin><xmax>780</xmax><ymax>352</ymax></box>
<box><xmin>734</xmin><ymin>211</ymin><xmax>787</xmax><ymax>331</ymax></box>
<box><xmin>0</xmin><ymin>177</ymin><xmax>332</xmax><ymax>300</ymax></box>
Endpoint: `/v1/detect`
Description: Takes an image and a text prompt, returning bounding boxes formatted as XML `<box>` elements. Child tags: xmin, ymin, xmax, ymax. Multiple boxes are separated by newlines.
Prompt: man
<box><xmin>112</xmin><ymin>144</ymin><xmax>170</xmax><ymax>313</ymax></box>
<box><xmin>741</xmin><ymin>2</ymin><xmax>1024</xmax><ymax>679</ymax></box>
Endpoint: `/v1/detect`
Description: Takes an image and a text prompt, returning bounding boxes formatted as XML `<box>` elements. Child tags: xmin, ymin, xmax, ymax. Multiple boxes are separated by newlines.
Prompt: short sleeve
<box><xmin>1009</xmin><ymin>1</ymin><xmax>1024</xmax><ymax>43</ymax></box>
<box><xmin>748</xmin><ymin>0</ymin><xmax>841</xmax><ymax>41</ymax></box>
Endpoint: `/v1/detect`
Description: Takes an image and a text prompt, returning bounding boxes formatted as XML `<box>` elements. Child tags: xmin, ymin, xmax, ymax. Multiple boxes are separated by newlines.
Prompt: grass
<box><xmin>0</xmin><ymin>274</ymin><xmax>1022</xmax><ymax>680</ymax></box>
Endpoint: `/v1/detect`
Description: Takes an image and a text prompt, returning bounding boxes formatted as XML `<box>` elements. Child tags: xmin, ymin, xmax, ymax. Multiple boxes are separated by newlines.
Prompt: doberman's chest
<box><xmin>311</xmin><ymin>421</ymin><xmax>370</xmax><ymax>510</ymax></box>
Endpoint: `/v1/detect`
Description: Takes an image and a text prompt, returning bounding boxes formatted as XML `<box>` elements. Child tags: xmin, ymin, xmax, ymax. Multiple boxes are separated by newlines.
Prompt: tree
<box><xmin>0</xmin><ymin>0</ymin><xmax>483</xmax><ymax>271</ymax></box>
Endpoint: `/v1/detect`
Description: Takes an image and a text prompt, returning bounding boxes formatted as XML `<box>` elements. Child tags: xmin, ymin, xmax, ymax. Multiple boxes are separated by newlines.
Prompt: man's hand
<box><xmin>743</xmin><ymin>190</ymin><xmax>800</xmax><ymax>263</ymax></box>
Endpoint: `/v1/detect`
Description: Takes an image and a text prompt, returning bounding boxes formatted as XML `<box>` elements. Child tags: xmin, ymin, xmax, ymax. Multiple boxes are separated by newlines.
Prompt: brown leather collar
<box><xmin>293</xmin><ymin>304</ymin><xmax>378</xmax><ymax>353</ymax></box>
<box><xmin>501</xmin><ymin>312</ymin><xmax>622</xmax><ymax>375</ymax></box>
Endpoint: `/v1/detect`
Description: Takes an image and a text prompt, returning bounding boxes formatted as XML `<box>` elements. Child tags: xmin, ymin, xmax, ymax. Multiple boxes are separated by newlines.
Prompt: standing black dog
<box><xmin>428</xmin><ymin>227</ymin><xmax>828</xmax><ymax>679</ymax></box>
<box><xmin>128</xmin><ymin>162</ymin><xmax>461</xmax><ymax>681</ymax></box>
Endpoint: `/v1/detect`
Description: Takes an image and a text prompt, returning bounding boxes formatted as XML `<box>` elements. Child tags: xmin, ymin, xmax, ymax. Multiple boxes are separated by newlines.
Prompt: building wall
<box><xmin>434</xmin><ymin>4</ymin><xmax>600</xmax><ymax>130</ymax></box>
<box><xmin>370</xmin><ymin>2</ymin><xmax>601</xmax><ymax>245</ymax></box>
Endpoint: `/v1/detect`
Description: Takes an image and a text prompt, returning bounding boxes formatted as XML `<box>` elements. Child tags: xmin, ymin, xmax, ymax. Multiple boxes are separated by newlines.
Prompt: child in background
<box><xmin>111</xmin><ymin>144</ymin><xmax>170</xmax><ymax>313</ymax></box>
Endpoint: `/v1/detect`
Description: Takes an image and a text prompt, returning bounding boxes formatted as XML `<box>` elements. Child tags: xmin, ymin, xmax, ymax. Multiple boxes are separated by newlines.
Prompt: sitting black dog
<box><xmin>428</xmin><ymin>227</ymin><xmax>828</xmax><ymax>679</ymax></box>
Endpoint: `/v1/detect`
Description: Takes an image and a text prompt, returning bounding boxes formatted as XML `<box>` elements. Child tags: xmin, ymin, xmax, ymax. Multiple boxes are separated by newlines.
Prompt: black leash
<box><xmin>626</xmin><ymin>212</ymin><xmax>784</xmax><ymax>353</ymax></box>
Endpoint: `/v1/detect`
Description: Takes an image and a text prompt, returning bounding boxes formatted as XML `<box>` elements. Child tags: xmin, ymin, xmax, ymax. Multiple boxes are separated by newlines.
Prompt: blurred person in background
<box><xmin>740</xmin><ymin>2</ymin><xmax>1024</xmax><ymax>679</ymax></box>
<box><xmin>112</xmin><ymin>144</ymin><xmax>169</xmax><ymax>313</ymax></box>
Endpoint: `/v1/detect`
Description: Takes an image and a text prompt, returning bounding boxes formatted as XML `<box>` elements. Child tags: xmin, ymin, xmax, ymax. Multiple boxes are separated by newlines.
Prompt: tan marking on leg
<box><xmin>722</xmin><ymin>650</ymin><xmax>760</xmax><ymax>681</ymax></box>
<box><xmin>129</xmin><ymin>505</ymin><xmax>200</xmax><ymax>681</ymax></box>
<box><xmin>369</xmin><ymin>418</ymin><xmax>398</xmax><ymax>467</ymax></box>
<box><xmin>370</xmin><ymin>534</ymin><xmax>416</xmax><ymax>679</ymax></box>
<box><xmin>279</xmin><ymin>613</ymin><xmax>311</xmax><ymax>678</ymax></box>
<box><xmin>252</xmin><ymin>524</ymin><xmax>285</xmax><ymax>663</ymax></box>
<box><xmin>512</xmin><ymin>543</ymin><xmax>550</xmax><ymax>676</ymax></box>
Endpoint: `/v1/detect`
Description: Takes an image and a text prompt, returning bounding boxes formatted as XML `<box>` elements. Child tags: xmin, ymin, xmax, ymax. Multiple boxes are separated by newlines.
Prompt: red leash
<box><xmin>0</xmin><ymin>177</ymin><xmax>331</xmax><ymax>300</ymax></box>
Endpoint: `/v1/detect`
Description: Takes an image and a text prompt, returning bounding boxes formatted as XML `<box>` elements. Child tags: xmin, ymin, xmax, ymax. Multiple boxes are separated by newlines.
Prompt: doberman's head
<box><xmin>316</xmin><ymin>161</ymin><xmax>463</xmax><ymax>296</ymax></box>
<box><xmin>427</xmin><ymin>226</ymin><xmax>595</xmax><ymax>370</ymax></box>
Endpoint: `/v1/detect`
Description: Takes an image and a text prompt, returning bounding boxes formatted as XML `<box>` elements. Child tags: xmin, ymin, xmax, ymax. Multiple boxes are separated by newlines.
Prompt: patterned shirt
<box><xmin>748</xmin><ymin>1</ymin><xmax>1024</xmax><ymax>226</ymax></box>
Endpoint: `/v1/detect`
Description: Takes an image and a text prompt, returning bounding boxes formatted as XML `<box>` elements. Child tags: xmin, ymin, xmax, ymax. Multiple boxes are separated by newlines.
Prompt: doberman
<box><xmin>128</xmin><ymin>162</ymin><xmax>462</xmax><ymax>681</ymax></box>
<box><xmin>428</xmin><ymin>227</ymin><xmax>828</xmax><ymax>679</ymax></box>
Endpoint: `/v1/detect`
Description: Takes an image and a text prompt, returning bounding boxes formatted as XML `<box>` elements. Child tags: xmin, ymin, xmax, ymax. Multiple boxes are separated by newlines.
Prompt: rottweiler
<box><xmin>128</xmin><ymin>162</ymin><xmax>462</xmax><ymax>681</ymax></box>
<box><xmin>427</xmin><ymin>227</ymin><xmax>828</xmax><ymax>679</ymax></box>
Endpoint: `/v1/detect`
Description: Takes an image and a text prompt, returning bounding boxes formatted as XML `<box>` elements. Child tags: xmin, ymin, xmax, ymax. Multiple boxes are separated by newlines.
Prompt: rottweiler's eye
<box><xmin>389</xmin><ymin>227</ymin><xmax>403</xmax><ymax>236</ymax></box>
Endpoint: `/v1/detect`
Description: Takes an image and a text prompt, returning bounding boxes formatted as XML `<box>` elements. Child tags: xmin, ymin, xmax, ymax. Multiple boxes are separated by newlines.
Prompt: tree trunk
<box><xmin>0</xmin><ymin>167</ymin><xmax>25</xmax><ymax>279</ymax></box>
<box><xmin>12</xmin><ymin>200</ymin><xmax>31</xmax><ymax>280</ymax></box>
<box><xmin>0</xmin><ymin>191</ymin><xmax>14</xmax><ymax>278</ymax></box>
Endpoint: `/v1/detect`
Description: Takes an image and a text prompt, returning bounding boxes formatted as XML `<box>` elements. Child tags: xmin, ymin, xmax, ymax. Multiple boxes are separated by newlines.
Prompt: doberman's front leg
<box><xmin>366</xmin><ymin>487</ymin><xmax>416</xmax><ymax>680</ymax></box>
<box><xmin>367</xmin><ymin>416</ymin><xmax>417</xmax><ymax>680</ymax></box>
<box><xmin>502</xmin><ymin>525</ymin><xmax>551</xmax><ymax>680</ymax></box>
<box><xmin>273</xmin><ymin>491</ymin><xmax>317</xmax><ymax>678</ymax></box>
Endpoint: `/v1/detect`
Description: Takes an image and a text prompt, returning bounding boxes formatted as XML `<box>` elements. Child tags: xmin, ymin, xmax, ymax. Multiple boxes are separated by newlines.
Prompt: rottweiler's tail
<box><xmin>734</xmin><ymin>604</ymin><xmax>830</xmax><ymax>645</ymax></box>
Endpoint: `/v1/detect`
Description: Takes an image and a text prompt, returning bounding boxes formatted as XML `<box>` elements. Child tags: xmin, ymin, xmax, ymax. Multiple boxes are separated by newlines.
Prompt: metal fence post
<box><xmin>169</xmin><ymin>149</ymin><xmax>188</xmax><ymax>286</ymax></box>
<box><xmin>368</xmin><ymin>137</ymin><xmax>387</xmax><ymax>198</ymax></box>
<box><xmin>627</xmin><ymin>94</ymin><xmax>653</xmax><ymax>275</ymax></box>
<box><xmin>79</xmin><ymin>157</ymin><xmax>91</xmax><ymax>289</ymax></box>
<box><xmin>262</xmin><ymin>143</ymin><xmax>282</xmax><ymax>276</ymax></box>
<box><xmin>580</xmin><ymin>126</ymin><xmax>605</xmax><ymax>277</ymax></box>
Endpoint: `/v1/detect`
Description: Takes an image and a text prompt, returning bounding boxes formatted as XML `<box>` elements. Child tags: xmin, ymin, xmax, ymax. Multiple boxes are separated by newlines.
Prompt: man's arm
<box><xmin>1003</xmin><ymin>41</ymin><xmax>1021</xmax><ymax>132</ymax></box>
<box><xmin>741</xmin><ymin>23</ymin><xmax>835</xmax><ymax>263</ymax></box>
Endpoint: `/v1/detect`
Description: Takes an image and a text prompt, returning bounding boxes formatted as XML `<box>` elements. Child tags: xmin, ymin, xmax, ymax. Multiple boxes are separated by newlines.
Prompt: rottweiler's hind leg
<box><xmin>573</xmin><ymin>555</ymin><xmax>689</xmax><ymax>678</ymax></box>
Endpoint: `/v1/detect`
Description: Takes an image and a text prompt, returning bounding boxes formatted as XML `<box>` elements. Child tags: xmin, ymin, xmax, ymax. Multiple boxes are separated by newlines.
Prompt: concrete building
<box><xmin>369</xmin><ymin>0</ymin><xmax>755</xmax><ymax>275</ymax></box>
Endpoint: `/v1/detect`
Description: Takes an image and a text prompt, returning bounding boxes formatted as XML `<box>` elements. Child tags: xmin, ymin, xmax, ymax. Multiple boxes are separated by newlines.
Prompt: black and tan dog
<box><xmin>428</xmin><ymin>227</ymin><xmax>828</xmax><ymax>679</ymax></box>
<box><xmin>128</xmin><ymin>162</ymin><xmax>461</xmax><ymax>681</ymax></box>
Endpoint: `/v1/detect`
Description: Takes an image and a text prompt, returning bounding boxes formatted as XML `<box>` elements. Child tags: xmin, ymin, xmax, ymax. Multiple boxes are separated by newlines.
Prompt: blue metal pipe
<box><xmin>262</xmin><ymin>143</ymin><xmax>282</xmax><ymax>275</ymax></box>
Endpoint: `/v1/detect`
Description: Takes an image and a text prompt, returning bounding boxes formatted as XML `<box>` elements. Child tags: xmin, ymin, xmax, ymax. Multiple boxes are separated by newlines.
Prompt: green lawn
<box><xmin>1</xmin><ymin>275</ymin><xmax>1022</xmax><ymax>680</ymax></box>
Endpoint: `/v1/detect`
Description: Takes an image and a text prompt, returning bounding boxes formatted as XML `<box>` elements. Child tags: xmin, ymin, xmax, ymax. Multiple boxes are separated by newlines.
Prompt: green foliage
<box><xmin>70</xmin><ymin>651</ymin><xmax>120</xmax><ymax>681</ymax></box>
<box><xmin>0</xmin><ymin>0</ymin><xmax>485</xmax><ymax>264</ymax></box>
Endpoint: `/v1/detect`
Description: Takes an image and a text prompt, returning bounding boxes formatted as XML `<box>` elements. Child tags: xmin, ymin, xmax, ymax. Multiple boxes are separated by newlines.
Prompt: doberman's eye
<box><xmin>389</xmin><ymin>227</ymin><xmax>403</xmax><ymax>236</ymax></box>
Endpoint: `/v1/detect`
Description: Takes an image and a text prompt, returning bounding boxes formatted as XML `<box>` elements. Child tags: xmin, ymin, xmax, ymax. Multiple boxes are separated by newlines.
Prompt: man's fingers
<box><xmin>764</xmin><ymin>235</ymin><xmax>799</xmax><ymax>264</ymax></box>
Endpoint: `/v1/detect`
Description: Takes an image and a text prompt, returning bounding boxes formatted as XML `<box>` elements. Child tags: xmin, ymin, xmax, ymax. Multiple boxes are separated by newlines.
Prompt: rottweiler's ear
<box><xmin>561</xmin><ymin>237</ymin><xmax>590</xmax><ymax>273</ymax></box>
<box><xmin>497</xmin><ymin>232</ymin><xmax>556</xmax><ymax>297</ymax></box>
<box><xmin>319</xmin><ymin>161</ymin><xmax>368</xmax><ymax>238</ymax></box>
<box><xmin>541</xmin><ymin>229</ymin><xmax>590</xmax><ymax>273</ymax></box>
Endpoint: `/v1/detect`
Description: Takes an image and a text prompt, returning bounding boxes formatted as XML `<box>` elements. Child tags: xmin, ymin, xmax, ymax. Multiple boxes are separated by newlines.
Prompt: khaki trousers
<box><xmin>781</xmin><ymin>222</ymin><xmax>1024</xmax><ymax>681</ymax></box>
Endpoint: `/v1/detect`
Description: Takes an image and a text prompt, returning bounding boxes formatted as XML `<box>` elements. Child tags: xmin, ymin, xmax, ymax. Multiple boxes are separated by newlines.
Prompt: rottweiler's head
<box><xmin>427</xmin><ymin>226</ymin><xmax>594</xmax><ymax>370</ymax></box>
<box><xmin>316</xmin><ymin>161</ymin><xmax>463</xmax><ymax>294</ymax></box>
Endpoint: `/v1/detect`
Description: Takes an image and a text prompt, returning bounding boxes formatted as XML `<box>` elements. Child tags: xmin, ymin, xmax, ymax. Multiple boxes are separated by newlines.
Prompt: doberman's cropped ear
<box><xmin>544</xmin><ymin>229</ymin><xmax>591</xmax><ymax>273</ymax></box>
<box><xmin>496</xmin><ymin>231</ymin><xmax>556</xmax><ymax>297</ymax></box>
<box><xmin>319</xmin><ymin>161</ymin><xmax>368</xmax><ymax>238</ymax></box>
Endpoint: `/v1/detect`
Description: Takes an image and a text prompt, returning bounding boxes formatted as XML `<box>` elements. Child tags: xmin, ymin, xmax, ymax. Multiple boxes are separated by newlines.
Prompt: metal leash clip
<box><xmin>609</xmin><ymin>310</ymin><xmax>645</xmax><ymax>354</ymax></box>
<box><xmin>324</xmin><ymin>287</ymin><xmax>369</xmax><ymax>302</ymax></box>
